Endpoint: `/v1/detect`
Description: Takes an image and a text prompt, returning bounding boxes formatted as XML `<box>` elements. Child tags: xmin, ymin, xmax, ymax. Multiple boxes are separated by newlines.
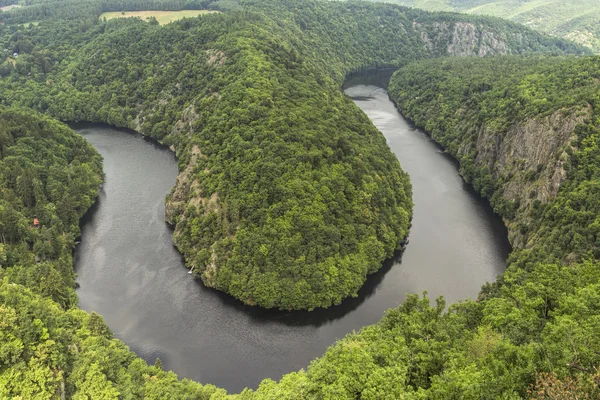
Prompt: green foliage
<box><xmin>383</xmin><ymin>55</ymin><xmax>600</xmax><ymax>398</ymax></box>
<box><xmin>389</xmin><ymin>55</ymin><xmax>600</xmax><ymax>261</ymax></box>
<box><xmin>0</xmin><ymin>108</ymin><xmax>228</xmax><ymax>398</ymax></box>
<box><xmin>0</xmin><ymin>0</ymin><xmax>580</xmax><ymax>310</ymax></box>
<box><xmin>0</xmin><ymin>0</ymin><xmax>217</xmax><ymax>24</ymax></box>
<box><xmin>367</xmin><ymin>0</ymin><xmax>600</xmax><ymax>52</ymax></box>
<box><xmin>0</xmin><ymin>108</ymin><xmax>102</xmax><ymax>308</ymax></box>
<box><xmin>0</xmin><ymin>278</ymin><xmax>228</xmax><ymax>398</ymax></box>
<box><xmin>0</xmin><ymin>0</ymin><xmax>598</xmax><ymax>398</ymax></box>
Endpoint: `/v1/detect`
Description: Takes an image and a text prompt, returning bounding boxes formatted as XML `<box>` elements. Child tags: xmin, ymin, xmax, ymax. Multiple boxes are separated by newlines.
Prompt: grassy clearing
<box><xmin>99</xmin><ymin>10</ymin><xmax>219</xmax><ymax>25</ymax></box>
<box><xmin>0</xmin><ymin>4</ymin><xmax>21</xmax><ymax>11</ymax></box>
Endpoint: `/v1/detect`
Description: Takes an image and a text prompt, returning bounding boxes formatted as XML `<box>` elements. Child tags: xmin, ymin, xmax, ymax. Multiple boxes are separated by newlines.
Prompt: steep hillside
<box><xmin>378</xmin><ymin>54</ymin><xmax>600</xmax><ymax>399</ymax></box>
<box><xmin>0</xmin><ymin>108</ymin><xmax>224</xmax><ymax>398</ymax></box>
<box><xmin>0</xmin><ymin>0</ymin><xmax>579</xmax><ymax>311</ymax></box>
<box><xmin>0</xmin><ymin>108</ymin><xmax>102</xmax><ymax>309</ymax></box>
<box><xmin>368</xmin><ymin>0</ymin><xmax>600</xmax><ymax>52</ymax></box>
<box><xmin>389</xmin><ymin>56</ymin><xmax>599</xmax><ymax>254</ymax></box>
<box><xmin>0</xmin><ymin>0</ymin><xmax>595</xmax><ymax>397</ymax></box>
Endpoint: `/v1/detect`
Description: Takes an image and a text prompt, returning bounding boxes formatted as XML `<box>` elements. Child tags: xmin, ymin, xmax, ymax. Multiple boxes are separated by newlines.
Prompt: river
<box><xmin>74</xmin><ymin>72</ymin><xmax>510</xmax><ymax>393</ymax></box>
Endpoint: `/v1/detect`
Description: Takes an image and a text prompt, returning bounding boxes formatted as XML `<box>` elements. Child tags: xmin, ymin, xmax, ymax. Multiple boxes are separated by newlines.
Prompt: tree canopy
<box><xmin>0</xmin><ymin>0</ymin><xmax>582</xmax><ymax>310</ymax></box>
<box><xmin>0</xmin><ymin>0</ymin><xmax>598</xmax><ymax>397</ymax></box>
<box><xmin>385</xmin><ymin>54</ymin><xmax>600</xmax><ymax>399</ymax></box>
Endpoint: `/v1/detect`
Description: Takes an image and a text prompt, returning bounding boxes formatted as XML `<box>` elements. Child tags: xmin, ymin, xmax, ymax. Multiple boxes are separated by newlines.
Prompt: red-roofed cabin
<box><xmin>33</xmin><ymin>218</ymin><xmax>40</xmax><ymax>228</ymax></box>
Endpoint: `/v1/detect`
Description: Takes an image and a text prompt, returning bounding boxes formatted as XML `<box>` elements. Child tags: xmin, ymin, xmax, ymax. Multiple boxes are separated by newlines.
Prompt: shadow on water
<box><xmin>205</xmin><ymin>248</ymin><xmax>406</xmax><ymax>328</ymax></box>
<box><xmin>77</xmin><ymin>186</ymin><xmax>103</xmax><ymax>232</ymax></box>
<box><xmin>74</xmin><ymin>185</ymin><xmax>104</xmax><ymax>267</ymax></box>
<box><xmin>72</xmin><ymin>122</ymin><xmax>407</xmax><ymax>328</ymax></box>
<box><xmin>343</xmin><ymin>69</ymin><xmax>396</xmax><ymax>90</ymax></box>
<box><xmin>69</xmin><ymin>122</ymin><xmax>173</xmax><ymax>152</ymax></box>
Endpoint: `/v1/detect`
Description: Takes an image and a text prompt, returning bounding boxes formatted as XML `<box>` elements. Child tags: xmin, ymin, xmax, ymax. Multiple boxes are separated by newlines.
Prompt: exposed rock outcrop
<box><xmin>165</xmin><ymin>144</ymin><xmax>205</xmax><ymax>225</ymax></box>
<box><xmin>458</xmin><ymin>107</ymin><xmax>591</xmax><ymax>247</ymax></box>
<box><xmin>171</xmin><ymin>103</ymin><xmax>200</xmax><ymax>141</ymax></box>
<box><xmin>414</xmin><ymin>21</ymin><xmax>514</xmax><ymax>57</ymax></box>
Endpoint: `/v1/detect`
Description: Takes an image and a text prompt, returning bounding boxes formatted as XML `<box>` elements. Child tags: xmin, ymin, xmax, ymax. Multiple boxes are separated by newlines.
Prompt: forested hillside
<box><xmin>367</xmin><ymin>0</ymin><xmax>600</xmax><ymax>52</ymax></box>
<box><xmin>0</xmin><ymin>0</ymin><xmax>579</xmax><ymax>311</ymax></box>
<box><xmin>0</xmin><ymin>0</ymin><xmax>597</xmax><ymax>397</ymax></box>
<box><xmin>0</xmin><ymin>0</ymin><xmax>218</xmax><ymax>23</ymax></box>
<box><xmin>376</xmin><ymin>55</ymin><xmax>600</xmax><ymax>399</ymax></box>
<box><xmin>0</xmin><ymin>109</ymin><xmax>102</xmax><ymax>307</ymax></box>
<box><xmin>0</xmin><ymin>109</ymin><xmax>227</xmax><ymax>398</ymax></box>
<box><xmin>389</xmin><ymin>56</ymin><xmax>600</xmax><ymax>256</ymax></box>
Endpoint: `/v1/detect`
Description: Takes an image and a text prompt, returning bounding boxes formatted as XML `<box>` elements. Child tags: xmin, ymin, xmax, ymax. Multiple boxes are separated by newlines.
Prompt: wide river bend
<box><xmin>74</xmin><ymin>72</ymin><xmax>510</xmax><ymax>393</ymax></box>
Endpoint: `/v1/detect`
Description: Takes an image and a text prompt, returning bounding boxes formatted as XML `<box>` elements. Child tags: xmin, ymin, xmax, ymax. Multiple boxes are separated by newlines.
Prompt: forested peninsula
<box><xmin>0</xmin><ymin>0</ymin><xmax>597</xmax><ymax>397</ymax></box>
<box><xmin>0</xmin><ymin>0</ymin><xmax>580</xmax><ymax>311</ymax></box>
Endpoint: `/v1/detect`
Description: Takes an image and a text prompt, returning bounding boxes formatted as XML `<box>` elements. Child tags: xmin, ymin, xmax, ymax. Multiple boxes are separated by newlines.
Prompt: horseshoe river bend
<box><xmin>73</xmin><ymin>71</ymin><xmax>511</xmax><ymax>393</ymax></box>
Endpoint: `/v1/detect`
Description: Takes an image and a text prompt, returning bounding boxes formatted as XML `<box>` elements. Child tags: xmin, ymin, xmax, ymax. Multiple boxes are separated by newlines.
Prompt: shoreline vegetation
<box><xmin>387</xmin><ymin>55</ymin><xmax>600</xmax><ymax>397</ymax></box>
<box><xmin>0</xmin><ymin>0</ymin><xmax>597</xmax><ymax>397</ymax></box>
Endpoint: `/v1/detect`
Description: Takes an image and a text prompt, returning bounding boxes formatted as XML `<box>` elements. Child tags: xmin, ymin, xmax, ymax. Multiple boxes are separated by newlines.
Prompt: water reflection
<box><xmin>211</xmin><ymin>249</ymin><xmax>405</xmax><ymax>328</ymax></box>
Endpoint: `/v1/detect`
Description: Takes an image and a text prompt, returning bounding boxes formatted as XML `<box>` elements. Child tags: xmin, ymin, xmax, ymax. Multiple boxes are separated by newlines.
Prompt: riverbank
<box><xmin>73</xmin><ymin>74</ymin><xmax>509</xmax><ymax>392</ymax></box>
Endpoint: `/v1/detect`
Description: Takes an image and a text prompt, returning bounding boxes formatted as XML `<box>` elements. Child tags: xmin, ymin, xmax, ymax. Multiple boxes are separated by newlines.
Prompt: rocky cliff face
<box><xmin>413</xmin><ymin>21</ymin><xmax>514</xmax><ymax>57</ymax></box>
<box><xmin>389</xmin><ymin>54</ymin><xmax>597</xmax><ymax>261</ymax></box>
<box><xmin>457</xmin><ymin>107</ymin><xmax>590</xmax><ymax>247</ymax></box>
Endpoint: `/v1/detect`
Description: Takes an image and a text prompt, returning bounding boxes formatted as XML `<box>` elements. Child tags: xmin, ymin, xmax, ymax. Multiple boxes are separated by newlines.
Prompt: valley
<box><xmin>0</xmin><ymin>0</ymin><xmax>598</xmax><ymax>398</ymax></box>
<box><xmin>72</xmin><ymin>75</ymin><xmax>509</xmax><ymax>392</ymax></box>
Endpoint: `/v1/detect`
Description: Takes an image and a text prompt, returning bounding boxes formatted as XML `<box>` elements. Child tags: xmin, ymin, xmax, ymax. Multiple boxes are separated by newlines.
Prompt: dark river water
<box><xmin>74</xmin><ymin>72</ymin><xmax>510</xmax><ymax>393</ymax></box>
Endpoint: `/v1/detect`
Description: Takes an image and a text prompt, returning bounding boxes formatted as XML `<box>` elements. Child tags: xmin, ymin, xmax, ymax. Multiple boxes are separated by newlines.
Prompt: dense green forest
<box><xmin>0</xmin><ymin>0</ymin><xmax>217</xmax><ymax>23</ymax></box>
<box><xmin>0</xmin><ymin>108</ymin><xmax>229</xmax><ymax>397</ymax></box>
<box><xmin>389</xmin><ymin>56</ymin><xmax>600</xmax><ymax>258</ymax></box>
<box><xmin>0</xmin><ymin>0</ymin><xmax>598</xmax><ymax>397</ymax></box>
<box><xmin>0</xmin><ymin>0</ymin><xmax>580</xmax><ymax>311</ymax></box>
<box><xmin>383</xmin><ymin>55</ymin><xmax>600</xmax><ymax>399</ymax></box>
<box><xmin>0</xmin><ymin>108</ymin><xmax>102</xmax><ymax>309</ymax></box>
<box><xmin>367</xmin><ymin>0</ymin><xmax>600</xmax><ymax>52</ymax></box>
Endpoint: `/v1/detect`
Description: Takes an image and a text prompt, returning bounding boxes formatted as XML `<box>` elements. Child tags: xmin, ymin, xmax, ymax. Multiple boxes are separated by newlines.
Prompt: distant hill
<box><xmin>368</xmin><ymin>0</ymin><xmax>600</xmax><ymax>52</ymax></box>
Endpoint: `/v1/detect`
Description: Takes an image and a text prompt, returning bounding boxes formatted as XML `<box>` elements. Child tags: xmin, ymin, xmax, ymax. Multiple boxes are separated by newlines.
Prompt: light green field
<box><xmin>99</xmin><ymin>10</ymin><xmax>219</xmax><ymax>25</ymax></box>
<box><xmin>0</xmin><ymin>4</ymin><xmax>21</xmax><ymax>11</ymax></box>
